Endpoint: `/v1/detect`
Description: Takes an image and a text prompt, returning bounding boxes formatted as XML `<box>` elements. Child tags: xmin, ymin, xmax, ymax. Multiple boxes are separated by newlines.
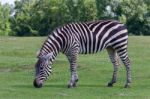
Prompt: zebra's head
<box><xmin>33</xmin><ymin>52</ymin><xmax>53</xmax><ymax>88</ymax></box>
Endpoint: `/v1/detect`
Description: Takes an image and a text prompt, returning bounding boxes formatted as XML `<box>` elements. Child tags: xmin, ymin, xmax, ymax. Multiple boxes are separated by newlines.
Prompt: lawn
<box><xmin>0</xmin><ymin>36</ymin><xmax>150</xmax><ymax>99</ymax></box>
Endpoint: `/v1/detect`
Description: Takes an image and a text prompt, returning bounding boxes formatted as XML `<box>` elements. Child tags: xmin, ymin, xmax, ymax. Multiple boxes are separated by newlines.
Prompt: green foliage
<box><xmin>0</xmin><ymin>3</ymin><xmax>12</xmax><ymax>36</ymax></box>
<box><xmin>11</xmin><ymin>0</ymin><xmax>38</xmax><ymax>36</ymax></box>
<box><xmin>10</xmin><ymin>0</ymin><xmax>98</xmax><ymax>36</ymax></box>
<box><xmin>0</xmin><ymin>0</ymin><xmax>150</xmax><ymax>36</ymax></box>
<box><xmin>1</xmin><ymin>36</ymin><xmax>150</xmax><ymax>98</ymax></box>
<box><xmin>66</xmin><ymin>0</ymin><xmax>97</xmax><ymax>22</ymax></box>
<box><xmin>95</xmin><ymin>0</ymin><xmax>111</xmax><ymax>19</ymax></box>
<box><xmin>84</xmin><ymin>0</ymin><xmax>97</xmax><ymax>21</ymax></box>
<box><xmin>110</xmin><ymin>0</ymin><xmax>150</xmax><ymax>35</ymax></box>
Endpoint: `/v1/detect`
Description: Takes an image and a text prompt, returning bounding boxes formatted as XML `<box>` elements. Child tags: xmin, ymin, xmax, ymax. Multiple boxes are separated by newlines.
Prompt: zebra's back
<box><xmin>63</xmin><ymin>20</ymin><xmax>128</xmax><ymax>54</ymax></box>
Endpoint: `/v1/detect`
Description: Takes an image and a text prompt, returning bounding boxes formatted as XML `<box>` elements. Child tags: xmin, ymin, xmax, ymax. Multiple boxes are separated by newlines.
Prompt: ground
<box><xmin>0</xmin><ymin>36</ymin><xmax>150</xmax><ymax>99</ymax></box>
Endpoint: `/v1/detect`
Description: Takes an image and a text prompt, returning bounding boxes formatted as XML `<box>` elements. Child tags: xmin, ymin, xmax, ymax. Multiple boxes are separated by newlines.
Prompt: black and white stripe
<box><xmin>34</xmin><ymin>20</ymin><xmax>131</xmax><ymax>88</ymax></box>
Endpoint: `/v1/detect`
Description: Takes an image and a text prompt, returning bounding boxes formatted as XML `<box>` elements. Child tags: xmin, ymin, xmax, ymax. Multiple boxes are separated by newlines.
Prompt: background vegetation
<box><xmin>0</xmin><ymin>36</ymin><xmax>150</xmax><ymax>99</ymax></box>
<box><xmin>0</xmin><ymin>0</ymin><xmax>150</xmax><ymax>36</ymax></box>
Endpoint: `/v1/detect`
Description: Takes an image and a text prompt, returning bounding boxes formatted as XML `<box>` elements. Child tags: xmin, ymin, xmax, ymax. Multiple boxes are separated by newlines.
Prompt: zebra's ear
<box><xmin>36</xmin><ymin>50</ymin><xmax>41</xmax><ymax>58</ymax></box>
<box><xmin>44</xmin><ymin>52</ymin><xmax>53</xmax><ymax>60</ymax></box>
<box><xmin>36</xmin><ymin>50</ymin><xmax>40</xmax><ymax>56</ymax></box>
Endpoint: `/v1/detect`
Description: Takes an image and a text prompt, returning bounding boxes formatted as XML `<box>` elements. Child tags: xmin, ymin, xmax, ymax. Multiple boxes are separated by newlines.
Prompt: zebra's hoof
<box><xmin>67</xmin><ymin>79</ymin><xmax>78</xmax><ymax>88</ymax></box>
<box><xmin>107</xmin><ymin>83</ymin><xmax>113</xmax><ymax>87</ymax></box>
<box><xmin>68</xmin><ymin>83</ymin><xmax>77</xmax><ymax>88</ymax></box>
<box><xmin>124</xmin><ymin>84</ymin><xmax>130</xmax><ymax>88</ymax></box>
<box><xmin>68</xmin><ymin>81</ymin><xmax>78</xmax><ymax>88</ymax></box>
<box><xmin>67</xmin><ymin>85</ymin><xmax>75</xmax><ymax>88</ymax></box>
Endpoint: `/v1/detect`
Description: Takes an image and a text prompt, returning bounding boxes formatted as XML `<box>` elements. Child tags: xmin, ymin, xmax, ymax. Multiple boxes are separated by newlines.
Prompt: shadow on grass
<box><xmin>12</xmin><ymin>83</ymin><xmax>123</xmax><ymax>89</ymax></box>
<box><xmin>78</xmin><ymin>84</ymin><xmax>106</xmax><ymax>88</ymax></box>
<box><xmin>12</xmin><ymin>84</ymin><xmax>66</xmax><ymax>89</ymax></box>
<box><xmin>12</xmin><ymin>84</ymin><xmax>35</xmax><ymax>89</ymax></box>
<box><xmin>45</xmin><ymin>84</ymin><xmax>66</xmax><ymax>88</ymax></box>
<box><xmin>45</xmin><ymin>84</ymin><xmax>108</xmax><ymax>88</ymax></box>
<box><xmin>44</xmin><ymin>84</ymin><xmax>124</xmax><ymax>89</ymax></box>
<box><xmin>12</xmin><ymin>84</ymin><xmax>107</xmax><ymax>89</ymax></box>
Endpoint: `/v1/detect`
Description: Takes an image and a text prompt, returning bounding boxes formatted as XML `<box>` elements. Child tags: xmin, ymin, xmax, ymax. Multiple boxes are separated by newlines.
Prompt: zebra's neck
<box><xmin>38</xmin><ymin>30</ymin><xmax>63</xmax><ymax>61</ymax></box>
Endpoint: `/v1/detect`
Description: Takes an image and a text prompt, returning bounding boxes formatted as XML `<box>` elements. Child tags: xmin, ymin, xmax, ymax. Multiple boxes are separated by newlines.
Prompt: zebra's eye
<box><xmin>40</xmin><ymin>66</ymin><xmax>44</xmax><ymax>69</ymax></box>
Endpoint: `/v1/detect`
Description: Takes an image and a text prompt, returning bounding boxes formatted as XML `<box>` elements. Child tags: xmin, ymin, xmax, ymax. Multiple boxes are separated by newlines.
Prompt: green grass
<box><xmin>0</xmin><ymin>36</ymin><xmax>150</xmax><ymax>99</ymax></box>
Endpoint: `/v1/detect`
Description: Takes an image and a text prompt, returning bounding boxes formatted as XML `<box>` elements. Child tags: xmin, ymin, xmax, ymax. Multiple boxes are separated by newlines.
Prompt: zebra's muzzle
<box><xmin>33</xmin><ymin>78</ymin><xmax>43</xmax><ymax>88</ymax></box>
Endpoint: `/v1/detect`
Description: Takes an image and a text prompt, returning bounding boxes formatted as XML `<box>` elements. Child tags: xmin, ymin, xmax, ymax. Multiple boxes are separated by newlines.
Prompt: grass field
<box><xmin>0</xmin><ymin>36</ymin><xmax>150</xmax><ymax>99</ymax></box>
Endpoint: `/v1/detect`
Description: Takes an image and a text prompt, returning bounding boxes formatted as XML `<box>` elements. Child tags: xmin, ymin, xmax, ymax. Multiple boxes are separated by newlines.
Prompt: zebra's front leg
<box><xmin>107</xmin><ymin>47</ymin><xmax>119</xmax><ymax>87</ymax></box>
<box><xmin>66</xmin><ymin>52</ymin><xmax>79</xmax><ymax>88</ymax></box>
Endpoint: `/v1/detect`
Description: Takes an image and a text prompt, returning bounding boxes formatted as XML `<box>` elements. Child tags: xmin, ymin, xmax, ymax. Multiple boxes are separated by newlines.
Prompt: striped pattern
<box><xmin>34</xmin><ymin>20</ymin><xmax>131</xmax><ymax>88</ymax></box>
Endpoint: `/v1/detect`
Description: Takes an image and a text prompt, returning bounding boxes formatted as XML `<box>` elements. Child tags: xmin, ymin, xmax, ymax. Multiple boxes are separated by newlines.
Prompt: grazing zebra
<box><xmin>33</xmin><ymin>20</ymin><xmax>131</xmax><ymax>88</ymax></box>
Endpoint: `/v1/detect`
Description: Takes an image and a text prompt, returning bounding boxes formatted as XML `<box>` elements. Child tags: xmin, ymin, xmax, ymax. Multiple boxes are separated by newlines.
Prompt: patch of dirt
<box><xmin>0</xmin><ymin>67</ymin><xmax>11</xmax><ymax>73</ymax></box>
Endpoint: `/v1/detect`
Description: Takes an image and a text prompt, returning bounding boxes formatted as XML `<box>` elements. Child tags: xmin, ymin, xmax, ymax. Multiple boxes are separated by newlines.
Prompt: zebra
<box><xmin>33</xmin><ymin>20</ymin><xmax>131</xmax><ymax>88</ymax></box>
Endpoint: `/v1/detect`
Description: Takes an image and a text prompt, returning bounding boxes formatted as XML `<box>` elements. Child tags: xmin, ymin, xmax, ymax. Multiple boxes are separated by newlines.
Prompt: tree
<box><xmin>110</xmin><ymin>0</ymin><xmax>150</xmax><ymax>35</ymax></box>
<box><xmin>12</xmin><ymin>0</ymin><xmax>68</xmax><ymax>36</ymax></box>
<box><xmin>66</xmin><ymin>0</ymin><xmax>84</xmax><ymax>22</ymax></box>
<box><xmin>95</xmin><ymin>0</ymin><xmax>112</xmax><ymax>19</ymax></box>
<box><xmin>0</xmin><ymin>3</ymin><xmax>11</xmax><ymax>36</ymax></box>
<box><xmin>10</xmin><ymin>0</ymin><xmax>37</xmax><ymax>36</ymax></box>
<box><xmin>30</xmin><ymin>0</ymin><xmax>52</xmax><ymax>36</ymax></box>
<box><xmin>1</xmin><ymin>0</ymin><xmax>149</xmax><ymax>36</ymax></box>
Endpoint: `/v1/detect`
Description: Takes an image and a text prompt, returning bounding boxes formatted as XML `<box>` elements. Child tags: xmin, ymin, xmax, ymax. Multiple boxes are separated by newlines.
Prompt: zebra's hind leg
<box><xmin>107</xmin><ymin>47</ymin><xmax>119</xmax><ymax>87</ymax></box>
<box><xmin>66</xmin><ymin>50</ymin><xmax>79</xmax><ymax>88</ymax></box>
<box><xmin>117</xmin><ymin>49</ymin><xmax>131</xmax><ymax>88</ymax></box>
